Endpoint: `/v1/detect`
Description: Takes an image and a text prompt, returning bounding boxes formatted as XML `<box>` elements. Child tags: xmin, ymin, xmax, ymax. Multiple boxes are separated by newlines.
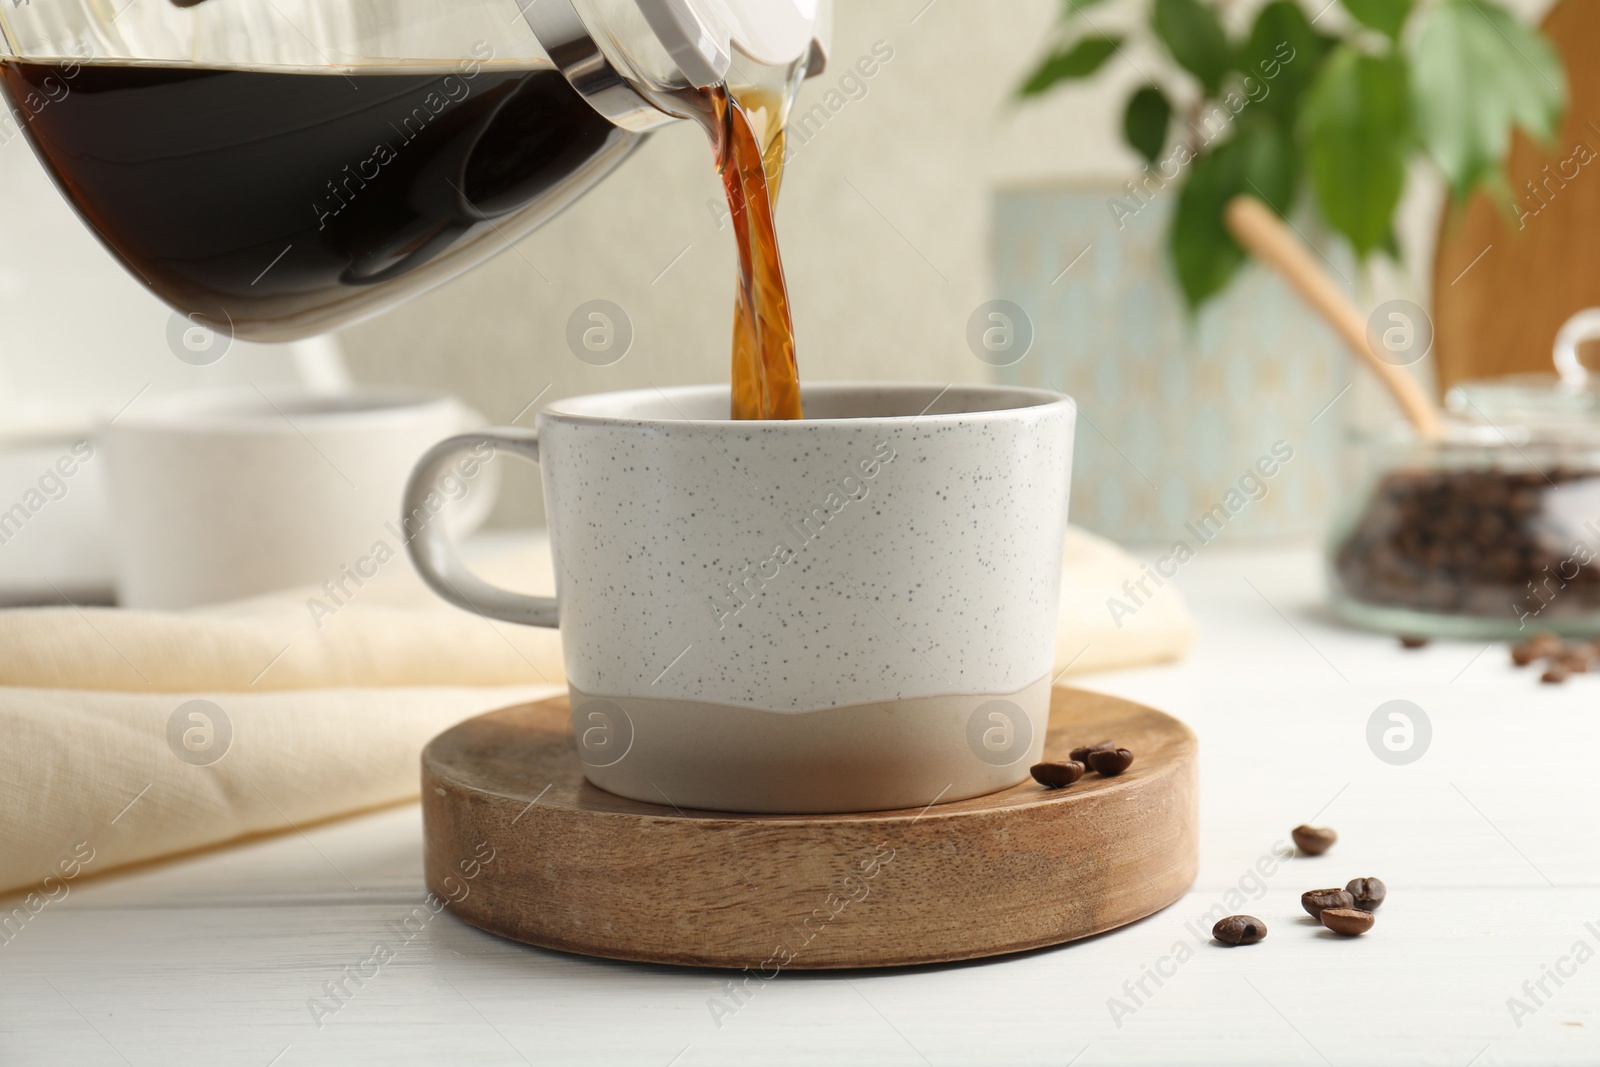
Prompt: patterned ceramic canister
<box><xmin>991</xmin><ymin>182</ymin><xmax>1348</xmax><ymax>547</ymax></box>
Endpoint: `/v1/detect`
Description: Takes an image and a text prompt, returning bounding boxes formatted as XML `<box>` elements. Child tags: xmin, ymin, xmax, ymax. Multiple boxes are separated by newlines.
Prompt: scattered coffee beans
<box><xmin>1398</xmin><ymin>635</ymin><xmax>1429</xmax><ymax>649</ymax></box>
<box><xmin>1030</xmin><ymin>761</ymin><xmax>1085</xmax><ymax>788</ymax></box>
<box><xmin>1510</xmin><ymin>633</ymin><xmax>1600</xmax><ymax>685</ymax></box>
<box><xmin>1345</xmin><ymin>877</ymin><xmax>1386</xmax><ymax>911</ymax></box>
<box><xmin>1070</xmin><ymin>741</ymin><xmax>1114</xmax><ymax>767</ymax></box>
<box><xmin>1301</xmin><ymin>888</ymin><xmax>1354</xmax><ymax>919</ymax></box>
<box><xmin>1088</xmin><ymin>747</ymin><xmax>1134</xmax><ymax>776</ymax></box>
<box><xmin>1213</xmin><ymin>915</ymin><xmax>1267</xmax><ymax>945</ymax></box>
<box><xmin>1320</xmin><ymin>907</ymin><xmax>1375</xmax><ymax>936</ymax></box>
<box><xmin>1291</xmin><ymin>824</ymin><xmax>1337</xmax><ymax>856</ymax></box>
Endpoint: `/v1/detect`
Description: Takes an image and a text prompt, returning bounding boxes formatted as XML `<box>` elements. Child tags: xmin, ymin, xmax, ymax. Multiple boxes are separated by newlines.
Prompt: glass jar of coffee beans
<box><xmin>1328</xmin><ymin>367</ymin><xmax>1600</xmax><ymax>639</ymax></box>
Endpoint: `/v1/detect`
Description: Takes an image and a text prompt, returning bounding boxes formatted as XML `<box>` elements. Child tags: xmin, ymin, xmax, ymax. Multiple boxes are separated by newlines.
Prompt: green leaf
<box><xmin>1411</xmin><ymin>0</ymin><xmax>1566</xmax><ymax>198</ymax></box>
<box><xmin>1124</xmin><ymin>85</ymin><xmax>1173</xmax><ymax>164</ymax></box>
<box><xmin>1239</xmin><ymin>0</ymin><xmax>1331</xmax><ymax>123</ymax></box>
<box><xmin>1169</xmin><ymin>123</ymin><xmax>1298</xmax><ymax>308</ymax></box>
<box><xmin>1171</xmin><ymin>150</ymin><xmax>1247</xmax><ymax>308</ymax></box>
<box><xmin>1237</xmin><ymin>119</ymin><xmax>1300</xmax><ymax>212</ymax></box>
<box><xmin>1152</xmin><ymin>0</ymin><xmax>1232</xmax><ymax>96</ymax></box>
<box><xmin>1343</xmin><ymin>0</ymin><xmax>1412</xmax><ymax>41</ymax></box>
<box><xmin>1017</xmin><ymin>35</ymin><xmax>1123</xmax><ymax>96</ymax></box>
<box><xmin>1301</xmin><ymin>45</ymin><xmax>1411</xmax><ymax>256</ymax></box>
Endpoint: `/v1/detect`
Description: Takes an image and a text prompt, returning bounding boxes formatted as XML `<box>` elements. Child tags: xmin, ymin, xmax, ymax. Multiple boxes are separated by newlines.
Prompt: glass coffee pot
<box><xmin>0</xmin><ymin>0</ymin><xmax>828</xmax><ymax>340</ymax></box>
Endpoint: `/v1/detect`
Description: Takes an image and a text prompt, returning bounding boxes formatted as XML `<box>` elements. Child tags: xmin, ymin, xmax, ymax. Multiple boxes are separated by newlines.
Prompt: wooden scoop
<box><xmin>1224</xmin><ymin>196</ymin><xmax>1446</xmax><ymax>441</ymax></box>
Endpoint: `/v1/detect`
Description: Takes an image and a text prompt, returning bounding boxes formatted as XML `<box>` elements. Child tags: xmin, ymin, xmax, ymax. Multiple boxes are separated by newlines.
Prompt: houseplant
<box><xmin>1019</xmin><ymin>0</ymin><xmax>1569</xmax><ymax>307</ymax></box>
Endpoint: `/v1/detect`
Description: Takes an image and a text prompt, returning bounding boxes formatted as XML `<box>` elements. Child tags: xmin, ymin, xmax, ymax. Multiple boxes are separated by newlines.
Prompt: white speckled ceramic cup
<box><xmin>406</xmin><ymin>382</ymin><xmax>1075</xmax><ymax>813</ymax></box>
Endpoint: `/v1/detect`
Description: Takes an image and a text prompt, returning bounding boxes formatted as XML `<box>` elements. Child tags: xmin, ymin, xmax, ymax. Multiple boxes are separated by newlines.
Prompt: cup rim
<box><xmin>539</xmin><ymin>381</ymin><xmax>1075</xmax><ymax>426</ymax></box>
<box><xmin>100</xmin><ymin>385</ymin><xmax>464</xmax><ymax>435</ymax></box>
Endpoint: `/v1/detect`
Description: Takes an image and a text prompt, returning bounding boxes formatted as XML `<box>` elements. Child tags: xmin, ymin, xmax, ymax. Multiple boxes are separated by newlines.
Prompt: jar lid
<box><xmin>1443</xmin><ymin>308</ymin><xmax>1600</xmax><ymax>443</ymax></box>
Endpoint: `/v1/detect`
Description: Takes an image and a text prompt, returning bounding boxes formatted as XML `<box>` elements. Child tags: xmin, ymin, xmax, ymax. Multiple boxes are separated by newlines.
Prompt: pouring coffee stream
<box><xmin>709</xmin><ymin>83</ymin><xmax>803</xmax><ymax>421</ymax></box>
<box><xmin>519</xmin><ymin>40</ymin><xmax>807</xmax><ymax>421</ymax></box>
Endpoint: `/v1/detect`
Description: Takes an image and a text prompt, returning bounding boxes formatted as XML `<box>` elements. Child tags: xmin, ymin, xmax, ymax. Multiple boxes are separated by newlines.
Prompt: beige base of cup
<box><xmin>568</xmin><ymin>675</ymin><xmax>1052</xmax><ymax>814</ymax></box>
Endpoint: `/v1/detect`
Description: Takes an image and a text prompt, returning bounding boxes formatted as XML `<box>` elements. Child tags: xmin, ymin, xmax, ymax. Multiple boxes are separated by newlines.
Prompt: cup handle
<box><xmin>403</xmin><ymin>427</ymin><xmax>558</xmax><ymax>628</ymax></box>
<box><xmin>1554</xmin><ymin>307</ymin><xmax>1600</xmax><ymax>387</ymax></box>
<box><xmin>438</xmin><ymin>402</ymin><xmax>502</xmax><ymax>536</ymax></box>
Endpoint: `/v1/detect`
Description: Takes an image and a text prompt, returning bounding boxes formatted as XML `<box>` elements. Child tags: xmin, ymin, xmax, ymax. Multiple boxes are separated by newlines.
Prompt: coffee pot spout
<box><xmin>524</xmin><ymin>0</ymin><xmax>830</xmax><ymax>130</ymax></box>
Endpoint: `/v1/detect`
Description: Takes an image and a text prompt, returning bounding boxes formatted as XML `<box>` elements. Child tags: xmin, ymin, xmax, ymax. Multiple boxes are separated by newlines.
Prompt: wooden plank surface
<box><xmin>2</xmin><ymin>546</ymin><xmax>1598</xmax><ymax>1065</ymax></box>
<box><xmin>1431</xmin><ymin>0</ymin><xmax>1600</xmax><ymax>392</ymax></box>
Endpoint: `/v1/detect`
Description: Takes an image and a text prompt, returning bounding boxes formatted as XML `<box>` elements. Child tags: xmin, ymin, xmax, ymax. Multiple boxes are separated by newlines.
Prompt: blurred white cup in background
<box><xmin>101</xmin><ymin>387</ymin><xmax>497</xmax><ymax>610</ymax></box>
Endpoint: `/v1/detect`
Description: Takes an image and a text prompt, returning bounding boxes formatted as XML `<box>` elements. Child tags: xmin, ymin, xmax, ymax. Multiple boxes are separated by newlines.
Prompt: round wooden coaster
<box><xmin>421</xmin><ymin>686</ymin><xmax>1198</xmax><ymax>969</ymax></box>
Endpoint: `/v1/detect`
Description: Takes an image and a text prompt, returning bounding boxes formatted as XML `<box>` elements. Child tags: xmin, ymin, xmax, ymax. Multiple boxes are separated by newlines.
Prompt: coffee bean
<box><xmin>1212</xmin><ymin>915</ymin><xmax>1267</xmax><ymax>945</ymax></box>
<box><xmin>1399</xmin><ymin>635</ymin><xmax>1429</xmax><ymax>649</ymax></box>
<box><xmin>1030</xmin><ymin>761</ymin><xmax>1085</xmax><ymax>788</ymax></box>
<box><xmin>1070</xmin><ymin>741</ymin><xmax>1114</xmax><ymax>767</ymax></box>
<box><xmin>1559</xmin><ymin>648</ymin><xmax>1594</xmax><ymax>673</ymax></box>
<box><xmin>1301</xmin><ymin>888</ymin><xmax>1354</xmax><ymax>919</ymax></box>
<box><xmin>1320</xmin><ymin>907</ymin><xmax>1375</xmax><ymax>936</ymax></box>
<box><xmin>1345</xmin><ymin>877</ymin><xmax>1386</xmax><ymax>911</ymax></box>
<box><xmin>1291</xmin><ymin>824</ymin><xmax>1337</xmax><ymax>856</ymax></box>
<box><xmin>1528</xmin><ymin>632</ymin><xmax>1564</xmax><ymax>657</ymax></box>
<box><xmin>1088</xmin><ymin>747</ymin><xmax>1134</xmax><ymax>777</ymax></box>
<box><xmin>1511</xmin><ymin>633</ymin><xmax>1600</xmax><ymax>682</ymax></box>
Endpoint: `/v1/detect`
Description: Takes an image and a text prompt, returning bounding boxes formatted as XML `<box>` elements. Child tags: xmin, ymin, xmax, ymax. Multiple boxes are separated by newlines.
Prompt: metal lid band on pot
<box><xmin>522</xmin><ymin>0</ymin><xmax>829</xmax><ymax>132</ymax></box>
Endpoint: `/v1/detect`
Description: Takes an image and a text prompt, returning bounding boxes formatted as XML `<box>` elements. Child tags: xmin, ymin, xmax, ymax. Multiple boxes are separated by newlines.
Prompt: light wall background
<box><xmin>332</xmin><ymin>0</ymin><xmax>1548</xmax><ymax>528</ymax></box>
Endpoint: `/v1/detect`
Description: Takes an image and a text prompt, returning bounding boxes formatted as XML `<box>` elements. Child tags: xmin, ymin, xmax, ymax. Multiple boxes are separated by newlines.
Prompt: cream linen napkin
<box><xmin>0</xmin><ymin>528</ymin><xmax>1190</xmax><ymax>896</ymax></box>
<box><xmin>1054</xmin><ymin>525</ymin><xmax>1195</xmax><ymax>675</ymax></box>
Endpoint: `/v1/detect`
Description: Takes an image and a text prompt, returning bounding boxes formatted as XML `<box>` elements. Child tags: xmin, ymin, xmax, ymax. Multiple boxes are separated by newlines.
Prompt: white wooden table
<box><xmin>3</xmin><ymin>545</ymin><xmax>1597</xmax><ymax>1066</ymax></box>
